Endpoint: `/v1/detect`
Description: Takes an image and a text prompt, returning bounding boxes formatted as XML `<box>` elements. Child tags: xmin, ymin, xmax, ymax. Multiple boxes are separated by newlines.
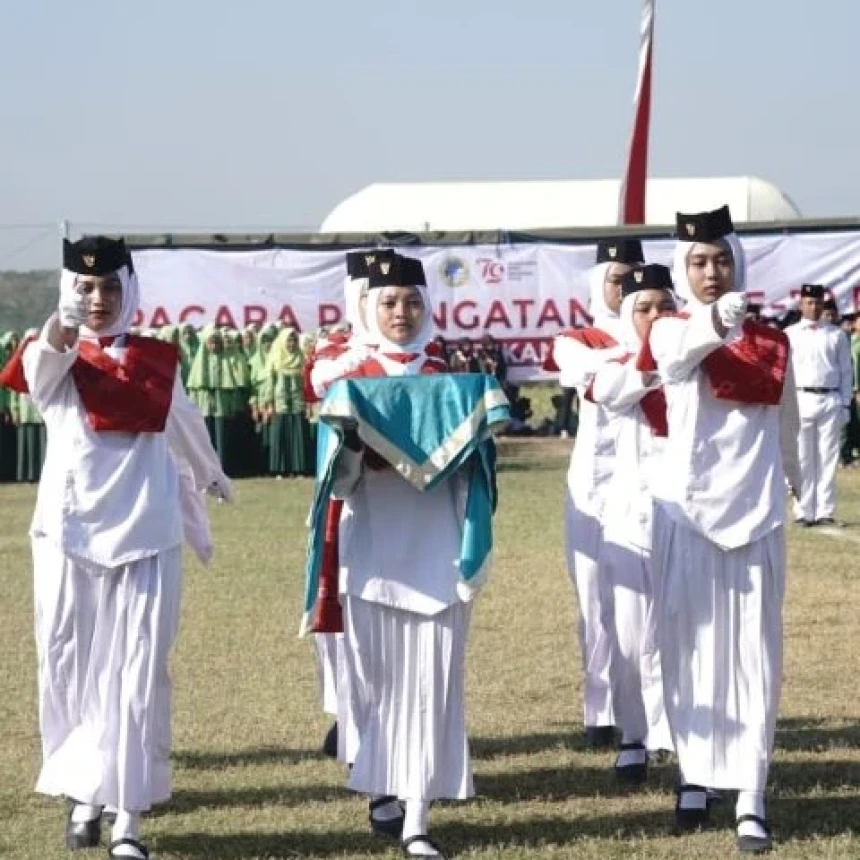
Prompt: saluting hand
<box><xmin>58</xmin><ymin>288</ymin><xmax>89</xmax><ymax>330</ymax></box>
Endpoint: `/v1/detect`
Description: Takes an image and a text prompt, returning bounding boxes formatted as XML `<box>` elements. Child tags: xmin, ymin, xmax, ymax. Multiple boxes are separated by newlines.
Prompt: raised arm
<box><xmin>553</xmin><ymin>335</ymin><xmax>625</xmax><ymax>390</ymax></box>
<box><xmin>650</xmin><ymin>295</ymin><xmax>745</xmax><ymax>383</ymax></box>
<box><xmin>21</xmin><ymin>314</ymin><xmax>80</xmax><ymax>411</ymax></box>
<box><xmin>590</xmin><ymin>358</ymin><xmax>661</xmax><ymax>412</ymax></box>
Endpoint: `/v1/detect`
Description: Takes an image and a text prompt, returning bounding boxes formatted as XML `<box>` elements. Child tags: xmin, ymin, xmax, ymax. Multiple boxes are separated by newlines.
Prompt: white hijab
<box><xmin>343</xmin><ymin>276</ymin><xmax>374</xmax><ymax>345</ymax></box>
<box><xmin>671</xmin><ymin>232</ymin><xmax>746</xmax><ymax>310</ymax></box>
<box><xmin>587</xmin><ymin>262</ymin><xmax>623</xmax><ymax>337</ymax></box>
<box><xmin>618</xmin><ymin>288</ymin><xmax>678</xmax><ymax>352</ymax></box>
<box><xmin>365</xmin><ymin>284</ymin><xmax>434</xmax><ymax>358</ymax></box>
<box><xmin>60</xmin><ymin>263</ymin><xmax>140</xmax><ymax>340</ymax></box>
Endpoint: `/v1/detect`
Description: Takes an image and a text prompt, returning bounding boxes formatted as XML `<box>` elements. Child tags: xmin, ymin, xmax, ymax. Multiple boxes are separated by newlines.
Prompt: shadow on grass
<box><xmin>156</xmin><ymin>808</ymin><xmax>674</xmax><ymax>859</ymax></box>
<box><xmin>475</xmin><ymin>759</ymin><xmax>681</xmax><ymax>803</ymax></box>
<box><xmin>152</xmin><ymin>783</ymin><xmax>347</xmax><ymax>818</ymax></box>
<box><xmin>155</xmin><ymin>794</ymin><xmax>860</xmax><ymax>858</ymax></box>
<box><xmin>470</xmin><ymin>730</ymin><xmax>577</xmax><ymax>760</ymax></box>
<box><xmin>772</xmin><ymin>759</ymin><xmax>860</xmax><ymax>794</ymax></box>
<box><xmin>173</xmin><ymin>746</ymin><xmax>320</xmax><ymax>769</ymax></box>
<box><xmin>775</xmin><ymin>717</ymin><xmax>860</xmax><ymax>752</ymax></box>
<box><xmin>157</xmin><ymin>828</ymin><xmax>390</xmax><ymax>859</ymax></box>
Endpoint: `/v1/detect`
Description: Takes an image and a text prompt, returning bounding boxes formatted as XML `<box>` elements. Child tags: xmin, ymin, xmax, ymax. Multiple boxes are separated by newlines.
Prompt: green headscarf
<box><xmin>186</xmin><ymin>326</ymin><xmax>239</xmax><ymax>391</ymax></box>
<box><xmin>267</xmin><ymin>328</ymin><xmax>305</xmax><ymax>376</ymax></box>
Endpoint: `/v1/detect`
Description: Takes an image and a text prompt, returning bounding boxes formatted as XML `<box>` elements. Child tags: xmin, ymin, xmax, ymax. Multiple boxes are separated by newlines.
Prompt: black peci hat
<box><xmin>63</xmin><ymin>236</ymin><xmax>132</xmax><ymax>276</ymax></box>
<box><xmin>367</xmin><ymin>254</ymin><xmax>427</xmax><ymax>289</ymax></box>
<box><xmin>620</xmin><ymin>263</ymin><xmax>674</xmax><ymax>298</ymax></box>
<box><xmin>675</xmin><ymin>205</ymin><xmax>734</xmax><ymax>243</ymax></box>
<box><xmin>346</xmin><ymin>248</ymin><xmax>397</xmax><ymax>279</ymax></box>
<box><xmin>799</xmin><ymin>284</ymin><xmax>825</xmax><ymax>300</ymax></box>
<box><xmin>596</xmin><ymin>238</ymin><xmax>644</xmax><ymax>266</ymax></box>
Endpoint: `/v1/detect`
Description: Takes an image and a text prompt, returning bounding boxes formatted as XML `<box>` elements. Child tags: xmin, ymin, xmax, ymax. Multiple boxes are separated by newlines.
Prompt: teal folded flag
<box><xmin>301</xmin><ymin>373</ymin><xmax>510</xmax><ymax>634</ymax></box>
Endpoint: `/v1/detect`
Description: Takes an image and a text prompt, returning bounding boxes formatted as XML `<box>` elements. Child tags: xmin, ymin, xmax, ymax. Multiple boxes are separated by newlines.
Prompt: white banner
<box><xmin>132</xmin><ymin>232</ymin><xmax>860</xmax><ymax>382</ymax></box>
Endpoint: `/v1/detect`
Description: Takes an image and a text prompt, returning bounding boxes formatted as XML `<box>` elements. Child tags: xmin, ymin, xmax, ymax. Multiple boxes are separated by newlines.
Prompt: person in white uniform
<box><xmin>333</xmin><ymin>255</ymin><xmax>478</xmax><ymax>860</ymax></box>
<box><xmin>784</xmin><ymin>284</ymin><xmax>853</xmax><ymax>526</ymax></box>
<box><xmin>587</xmin><ymin>264</ymin><xmax>676</xmax><ymax>784</ymax></box>
<box><xmin>547</xmin><ymin>238</ymin><xmax>644</xmax><ymax>749</ymax></box>
<box><xmin>645</xmin><ymin>207</ymin><xmax>800</xmax><ymax>853</ymax></box>
<box><xmin>21</xmin><ymin>237</ymin><xmax>232</xmax><ymax>860</ymax></box>
<box><xmin>305</xmin><ymin>249</ymin><xmax>397</xmax><ymax>760</ymax></box>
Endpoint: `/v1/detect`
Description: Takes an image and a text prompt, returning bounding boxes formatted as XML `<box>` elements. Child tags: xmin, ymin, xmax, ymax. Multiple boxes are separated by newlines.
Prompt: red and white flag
<box><xmin>619</xmin><ymin>0</ymin><xmax>655</xmax><ymax>225</ymax></box>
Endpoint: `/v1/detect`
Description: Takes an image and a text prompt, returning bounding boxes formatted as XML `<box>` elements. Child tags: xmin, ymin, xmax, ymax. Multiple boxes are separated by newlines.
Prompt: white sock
<box><xmin>736</xmin><ymin>791</ymin><xmax>767</xmax><ymax>838</ymax></box>
<box><xmin>617</xmin><ymin>739</ymin><xmax>647</xmax><ymax>767</ymax></box>
<box><xmin>110</xmin><ymin>812</ymin><xmax>144</xmax><ymax>857</ymax></box>
<box><xmin>370</xmin><ymin>795</ymin><xmax>402</xmax><ymax>822</ymax></box>
<box><xmin>403</xmin><ymin>801</ymin><xmax>436</xmax><ymax>855</ymax></box>
<box><xmin>678</xmin><ymin>786</ymin><xmax>708</xmax><ymax>810</ymax></box>
<box><xmin>70</xmin><ymin>803</ymin><xmax>102</xmax><ymax>823</ymax></box>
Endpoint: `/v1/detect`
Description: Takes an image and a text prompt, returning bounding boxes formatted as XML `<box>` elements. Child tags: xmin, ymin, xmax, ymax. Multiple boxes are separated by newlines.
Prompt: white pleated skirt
<box><xmin>601</xmin><ymin>536</ymin><xmax>671</xmax><ymax>752</ymax></box>
<box><xmin>343</xmin><ymin>596</ymin><xmax>474</xmax><ymax>802</ymax></box>
<box><xmin>564</xmin><ymin>496</ymin><xmax>615</xmax><ymax>727</ymax></box>
<box><xmin>32</xmin><ymin>538</ymin><xmax>183</xmax><ymax>811</ymax></box>
<box><xmin>653</xmin><ymin>507</ymin><xmax>784</xmax><ymax>791</ymax></box>
<box><xmin>314</xmin><ymin>633</ymin><xmax>340</xmax><ymax>717</ymax></box>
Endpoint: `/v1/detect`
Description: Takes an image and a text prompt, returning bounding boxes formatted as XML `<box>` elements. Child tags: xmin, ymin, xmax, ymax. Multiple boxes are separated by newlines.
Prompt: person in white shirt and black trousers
<box><xmin>785</xmin><ymin>284</ymin><xmax>854</xmax><ymax>526</ymax></box>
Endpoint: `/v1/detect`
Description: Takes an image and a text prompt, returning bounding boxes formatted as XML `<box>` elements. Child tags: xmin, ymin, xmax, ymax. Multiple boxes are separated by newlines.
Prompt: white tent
<box><xmin>320</xmin><ymin>176</ymin><xmax>800</xmax><ymax>234</ymax></box>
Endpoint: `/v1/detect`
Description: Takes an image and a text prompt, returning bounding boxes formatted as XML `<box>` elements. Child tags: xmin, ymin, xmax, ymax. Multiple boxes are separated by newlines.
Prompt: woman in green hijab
<box><xmin>266</xmin><ymin>327</ymin><xmax>312</xmax><ymax>477</ymax></box>
<box><xmin>159</xmin><ymin>324</ymin><xmax>193</xmax><ymax>386</ymax></box>
<box><xmin>225</xmin><ymin>328</ymin><xmax>254</xmax><ymax>476</ymax></box>
<box><xmin>186</xmin><ymin>325</ymin><xmax>240</xmax><ymax>471</ymax></box>
<box><xmin>250</xmin><ymin>325</ymin><xmax>277</xmax><ymax>475</ymax></box>
<box><xmin>179</xmin><ymin>324</ymin><xmax>199</xmax><ymax>386</ymax></box>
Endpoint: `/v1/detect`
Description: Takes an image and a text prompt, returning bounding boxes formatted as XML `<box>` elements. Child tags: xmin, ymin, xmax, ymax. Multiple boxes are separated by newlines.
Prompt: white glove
<box><xmin>715</xmin><ymin>292</ymin><xmax>747</xmax><ymax>329</ymax></box>
<box><xmin>58</xmin><ymin>289</ymin><xmax>89</xmax><ymax>329</ymax></box>
<box><xmin>205</xmin><ymin>477</ymin><xmax>234</xmax><ymax>504</ymax></box>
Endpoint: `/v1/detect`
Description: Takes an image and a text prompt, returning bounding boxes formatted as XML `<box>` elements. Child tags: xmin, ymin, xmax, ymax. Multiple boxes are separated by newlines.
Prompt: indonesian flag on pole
<box><xmin>618</xmin><ymin>0</ymin><xmax>655</xmax><ymax>225</ymax></box>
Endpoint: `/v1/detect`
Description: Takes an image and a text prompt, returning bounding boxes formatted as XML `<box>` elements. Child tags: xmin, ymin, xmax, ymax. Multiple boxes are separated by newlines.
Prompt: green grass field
<box><xmin>2</xmin><ymin>440</ymin><xmax>860</xmax><ymax>859</ymax></box>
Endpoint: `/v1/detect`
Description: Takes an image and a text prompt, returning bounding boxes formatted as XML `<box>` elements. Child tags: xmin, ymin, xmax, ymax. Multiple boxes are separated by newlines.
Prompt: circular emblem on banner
<box><xmin>439</xmin><ymin>255</ymin><xmax>470</xmax><ymax>288</ymax></box>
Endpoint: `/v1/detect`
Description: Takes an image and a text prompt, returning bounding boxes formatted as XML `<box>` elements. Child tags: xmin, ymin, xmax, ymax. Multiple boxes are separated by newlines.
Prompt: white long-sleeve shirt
<box><xmin>552</xmin><ymin>321</ymin><xmax>627</xmax><ymax>514</ymax></box>
<box><xmin>649</xmin><ymin>307</ymin><xmax>801</xmax><ymax>550</ymax></box>
<box><xmin>785</xmin><ymin>318</ymin><xmax>853</xmax><ymax>415</ymax></box>
<box><xmin>590</xmin><ymin>360</ymin><xmax>664</xmax><ymax>550</ymax></box>
<box><xmin>23</xmin><ymin>316</ymin><xmax>228</xmax><ymax>569</ymax></box>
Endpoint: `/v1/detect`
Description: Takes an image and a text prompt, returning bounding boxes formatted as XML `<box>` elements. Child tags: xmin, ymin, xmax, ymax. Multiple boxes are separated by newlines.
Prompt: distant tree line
<box><xmin>0</xmin><ymin>271</ymin><xmax>58</xmax><ymax>331</ymax></box>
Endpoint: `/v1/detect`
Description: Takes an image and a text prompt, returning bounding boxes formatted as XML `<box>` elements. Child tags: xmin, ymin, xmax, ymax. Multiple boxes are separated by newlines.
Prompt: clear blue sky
<box><xmin>0</xmin><ymin>0</ymin><xmax>855</xmax><ymax>269</ymax></box>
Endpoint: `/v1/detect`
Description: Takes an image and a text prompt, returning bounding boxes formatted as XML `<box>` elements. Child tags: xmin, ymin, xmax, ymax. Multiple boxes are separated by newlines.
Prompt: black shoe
<box><xmin>614</xmin><ymin>742</ymin><xmax>648</xmax><ymax>785</ymax></box>
<box><xmin>737</xmin><ymin>814</ymin><xmax>772</xmax><ymax>854</ymax></box>
<box><xmin>815</xmin><ymin>517</ymin><xmax>842</xmax><ymax>528</ymax></box>
<box><xmin>109</xmin><ymin>837</ymin><xmax>149</xmax><ymax>859</ymax></box>
<box><xmin>402</xmin><ymin>835</ymin><xmax>447</xmax><ymax>858</ymax></box>
<box><xmin>322</xmin><ymin>721</ymin><xmax>338</xmax><ymax>758</ymax></box>
<box><xmin>794</xmin><ymin>517</ymin><xmax>813</xmax><ymax>528</ymax></box>
<box><xmin>66</xmin><ymin>806</ymin><xmax>101</xmax><ymax>850</ymax></box>
<box><xmin>369</xmin><ymin>796</ymin><xmax>405</xmax><ymax>839</ymax></box>
<box><xmin>674</xmin><ymin>784</ymin><xmax>710</xmax><ymax>832</ymax></box>
<box><xmin>585</xmin><ymin>725</ymin><xmax>617</xmax><ymax>750</ymax></box>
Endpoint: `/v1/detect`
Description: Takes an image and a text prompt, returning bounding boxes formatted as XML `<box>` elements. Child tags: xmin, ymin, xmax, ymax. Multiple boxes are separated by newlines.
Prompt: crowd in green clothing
<box><xmin>0</xmin><ymin>322</ymin><xmax>318</xmax><ymax>482</ymax></box>
<box><xmin>4</xmin><ymin>319</ymin><xmax>860</xmax><ymax>481</ymax></box>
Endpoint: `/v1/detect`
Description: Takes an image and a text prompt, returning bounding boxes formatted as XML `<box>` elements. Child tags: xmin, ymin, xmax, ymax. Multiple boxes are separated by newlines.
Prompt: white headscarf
<box><xmin>587</xmin><ymin>262</ymin><xmax>623</xmax><ymax>338</ymax></box>
<box><xmin>60</xmin><ymin>263</ymin><xmax>140</xmax><ymax>339</ymax></box>
<box><xmin>343</xmin><ymin>276</ymin><xmax>373</xmax><ymax>344</ymax></box>
<box><xmin>671</xmin><ymin>232</ymin><xmax>746</xmax><ymax>309</ymax></box>
<box><xmin>365</xmin><ymin>283</ymin><xmax>434</xmax><ymax>356</ymax></box>
<box><xmin>618</xmin><ymin>287</ymin><xmax>678</xmax><ymax>352</ymax></box>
